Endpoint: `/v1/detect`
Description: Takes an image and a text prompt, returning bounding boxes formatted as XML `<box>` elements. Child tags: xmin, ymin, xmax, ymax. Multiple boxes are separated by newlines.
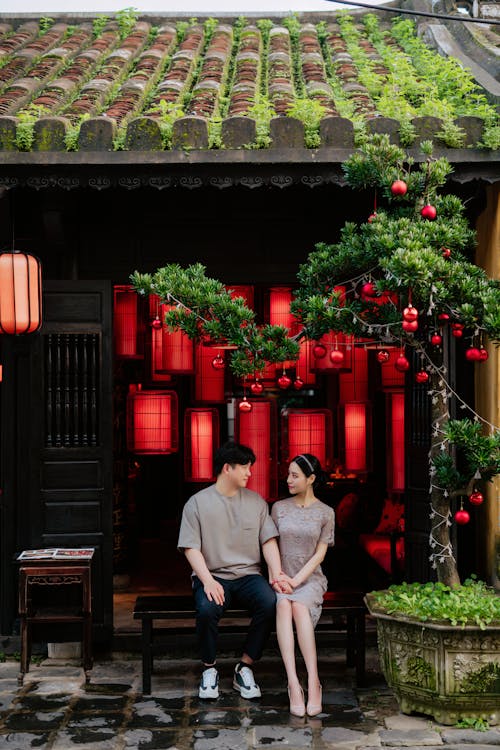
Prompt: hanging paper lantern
<box><xmin>454</xmin><ymin>508</ymin><xmax>470</xmax><ymax>525</ymax></box>
<box><xmin>469</xmin><ymin>490</ymin><xmax>484</xmax><ymax>505</ymax></box>
<box><xmin>114</xmin><ymin>285</ymin><xmax>141</xmax><ymax>358</ymax></box>
<box><xmin>284</xmin><ymin>408</ymin><xmax>332</xmax><ymax>468</ymax></box>
<box><xmin>269</xmin><ymin>287</ymin><xmax>294</xmax><ymax>330</ymax></box>
<box><xmin>250</xmin><ymin>380</ymin><xmax>264</xmax><ymax>395</ymax></box>
<box><xmin>184</xmin><ymin>408</ymin><xmax>219</xmax><ymax>482</ymax></box>
<box><xmin>395</xmin><ymin>354</ymin><xmax>410</xmax><ymax>372</ymax></box>
<box><xmin>415</xmin><ymin>370</ymin><xmax>429</xmax><ymax>383</ymax></box>
<box><xmin>127</xmin><ymin>389</ymin><xmax>178</xmax><ymax>454</ymax></box>
<box><xmin>0</xmin><ymin>251</ymin><xmax>42</xmax><ymax>335</ymax></box>
<box><xmin>236</xmin><ymin>399</ymin><xmax>277</xmax><ymax>500</ymax></box>
<box><xmin>376</xmin><ymin>349</ymin><xmax>390</xmax><ymax>363</ymax></box>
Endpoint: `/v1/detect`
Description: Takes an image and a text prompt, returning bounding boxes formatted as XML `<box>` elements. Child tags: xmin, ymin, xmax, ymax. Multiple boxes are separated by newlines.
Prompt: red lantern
<box><xmin>415</xmin><ymin>370</ymin><xmax>429</xmax><ymax>383</ymax></box>
<box><xmin>421</xmin><ymin>204</ymin><xmax>437</xmax><ymax>220</ymax></box>
<box><xmin>469</xmin><ymin>490</ymin><xmax>484</xmax><ymax>505</ymax></box>
<box><xmin>431</xmin><ymin>333</ymin><xmax>442</xmax><ymax>346</ymax></box>
<box><xmin>313</xmin><ymin>343</ymin><xmax>327</xmax><ymax>359</ymax></box>
<box><xmin>395</xmin><ymin>354</ymin><xmax>410</xmax><ymax>372</ymax></box>
<box><xmin>250</xmin><ymin>380</ymin><xmax>264</xmax><ymax>395</ymax></box>
<box><xmin>478</xmin><ymin>348</ymin><xmax>489</xmax><ymax>361</ymax></box>
<box><xmin>329</xmin><ymin>349</ymin><xmax>344</xmax><ymax>366</ymax></box>
<box><xmin>296</xmin><ymin>339</ymin><xmax>316</xmax><ymax>386</ymax></box>
<box><xmin>236</xmin><ymin>399</ymin><xmax>277</xmax><ymax>500</ymax></box>
<box><xmin>227</xmin><ymin>284</ymin><xmax>254</xmax><ymax>308</ymax></box>
<box><xmin>184</xmin><ymin>408</ymin><xmax>219</xmax><ymax>482</ymax></box>
<box><xmin>269</xmin><ymin>287</ymin><xmax>295</xmax><ymax>331</ymax></box>
<box><xmin>195</xmin><ymin>344</ymin><xmax>225</xmax><ymax>403</ymax></box>
<box><xmin>342</xmin><ymin>402</ymin><xmax>371</xmax><ymax>472</ymax></box>
<box><xmin>402</xmin><ymin>320</ymin><xmax>418</xmax><ymax>332</ymax></box>
<box><xmin>391</xmin><ymin>179</ymin><xmax>407</xmax><ymax>196</ymax></box>
<box><xmin>277</xmin><ymin>373</ymin><xmax>292</xmax><ymax>389</ymax></box>
<box><xmin>127</xmin><ymin>388</ymin><xmax>178</xmax><ymax>454</ymax></box>
<box><xmin>293</xmin><ymin>377</ymin><xmax>304</xmax><ymax>390</ymax></box>
<box><xmin>454</xmin><ymin>508</ymin><xmax>470</xmax><ymax>525</ymax></box>
<box><xmin>465</xmin><ymin>347</ymin><xmax>481</xmax><ymax>362</ymax></box>
<box><xmin>376</xmin><ymin>349</ymin><xmax>390</xmax><ymax>363</ymax></box>
<box><xmin>379</xmin><ymin>348</ymin><xmax>405</xmax><ymax>389</ymax></box>
<box><xmin>114</xmin><ymin>285</ymin><xmax>141</xmax><ymax>358</ymax></box>
<box><xmin>0</xmin><ymin>251</ymin><xmax>42</xmax><ymax>335</ymax></box>
<box><xmin>403</xmin><ymin>305</ymin><xmax>418</xmax><ymax>322</ymax></box>
<box><xmin>284</xmin><ymin>408</ymin><xmax>332</xmax><ymax>468</ymax></box>
<box><xmin>339</xmin><ymin>345</ymin><xmax>368</xmax><ymax>401</ymax></box>
<box><xmin>239</xmin><ymin>397</ymin><xmax>252</xmax><ymax>413</ymax></box>
<box><xmin>388</xmin><ymin>392</ymin><xmax>405</xmax><ymax>491</ymax></box>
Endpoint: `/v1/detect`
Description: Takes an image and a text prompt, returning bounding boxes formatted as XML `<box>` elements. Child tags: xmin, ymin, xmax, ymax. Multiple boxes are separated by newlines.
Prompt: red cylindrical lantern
<box><xmin>269</xmin><ymin>287</ymin><xmax>295</xmax><ymax>331</ymax></box>
<box><xmin>184</xmin><ymin>408</ymin><xmax>219</xmax><ymax>482</ymax></box>
<box><xmin>339</xmin><ymin>344</ymin><xmax>368</xmax><ymax>401</ymax></box>
<box><xmin>236</xmin><ymin>399</ymin><xmax>277</xmax><ymax>501</ymax></box>
<box><xmin>379</xmin><ymin>348</ymin><xmax>405</xmax><ymax>389</ymax></box>
<box><xmin>342</xmin><ymin>402</ymin><xmax>371</xmax><ymax>473</ymax></box>
<box><xmin>283</xmin><ymin>409</ymin><xmax>333</xmax><ymax>469</ymax></box>
<box><xmin>0</xmin><ymin>251</ymin><xmax>42</xmax><ymax>335</ymax></box>
<box><xmin>226</xmin><ymin>284</ymin><xmax>254</xmax><ymax>309</ymax></box>
<box><xmin>388</xmin><ymin>392</ymin><xmax>405</xmax><ymax>491</ymax></box>
<box><xmin>296</xmin><ymin>339</ymin><xmax>316</xmax><ymax>386</ymax></box>
<box><xmin>114</xmin><ymin>285</ymin><xmax>141</xmax><ymax>357</ymax></box>
<box><xmin>195</xmin><ymin>344</ymin><xmax>225</xmax><ymax>403</ymax></box>
<box><xmin>126</xmin><ymin>389</ymin><xmax>178</xmax><ymax>454</ymax></box>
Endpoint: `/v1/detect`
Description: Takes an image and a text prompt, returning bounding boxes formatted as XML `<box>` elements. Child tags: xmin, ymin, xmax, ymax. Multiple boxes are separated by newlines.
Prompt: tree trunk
<box><xmin>429</xmin><ymin>368</ymin><xmax>461</xmax><ymax>587</ymax></box>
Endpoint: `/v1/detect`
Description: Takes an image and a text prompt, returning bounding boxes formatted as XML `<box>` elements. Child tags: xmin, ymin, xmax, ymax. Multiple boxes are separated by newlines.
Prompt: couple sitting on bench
<box><xmin>177</xmin><ymin>441</ymin><xmax>335</xmax><ymax>718</ymax></box>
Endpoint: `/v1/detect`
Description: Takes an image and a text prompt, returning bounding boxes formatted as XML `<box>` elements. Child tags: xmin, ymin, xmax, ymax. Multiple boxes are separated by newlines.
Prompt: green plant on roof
<box><xmin>92</xmin><ymin>15</ymin><xmax>109</xmax><ymax>39</ymax></box>
<box><xmin>15</xmin><ymin>105</ymin><xmax>49</xmax><ymax>151</ymax></box>
<box><xmin>115</xmin><ymin>7</ymin><xmax>139</xmax><ymax>40</ymax></box>
<box><xmin>286</xmin><ymin>98</ymin><xmax>326</xmax><ymax>148</ymax></box>
<box><xmin>39</xmin><ymin>17</ymin><xmax>54</xmax><ymax>34</ymax></box>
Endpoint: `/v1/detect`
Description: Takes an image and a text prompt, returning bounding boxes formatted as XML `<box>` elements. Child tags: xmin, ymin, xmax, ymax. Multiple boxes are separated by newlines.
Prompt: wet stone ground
<box><xmin>0</xmin><ymin>651</ymin><xmax>499</xmax><ymax>749</ymax></box>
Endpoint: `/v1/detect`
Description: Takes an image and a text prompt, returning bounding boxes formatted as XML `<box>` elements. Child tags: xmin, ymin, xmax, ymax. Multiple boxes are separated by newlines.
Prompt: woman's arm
<box><xmin>288</xmin><ymin>541</ymin><xmax>329</xmax><ymax>589</ymax></box>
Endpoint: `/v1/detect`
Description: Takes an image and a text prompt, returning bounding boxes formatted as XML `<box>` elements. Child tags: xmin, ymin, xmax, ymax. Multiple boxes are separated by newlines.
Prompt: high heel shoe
<box><xmin>288</xmin><ymin>684</ymin><xmax>305</xmax><ymax>717</ymax></box>
<box><xmin>306</xmin><ymin>684</ymin><xmax>322</xmax><ymax>717</ymax></box>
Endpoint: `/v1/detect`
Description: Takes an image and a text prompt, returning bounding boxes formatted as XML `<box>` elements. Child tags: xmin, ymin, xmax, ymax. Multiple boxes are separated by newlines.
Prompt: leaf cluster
<box><xmin>433</xmin><ymin>419</ymin><xmax>500</xmax><ymax>491</ymax></box>
<box><xmin>370</xmin><ymin>578</ymin><xmax>500</xmax><ymax>628</ymax></box>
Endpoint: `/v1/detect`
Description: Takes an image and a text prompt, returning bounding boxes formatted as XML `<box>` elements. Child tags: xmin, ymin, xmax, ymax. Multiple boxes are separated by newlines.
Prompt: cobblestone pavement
<box><xmin>0</xmin><ymin>649</ymin><xmax>499</xmax><ymax>749</ymax></box>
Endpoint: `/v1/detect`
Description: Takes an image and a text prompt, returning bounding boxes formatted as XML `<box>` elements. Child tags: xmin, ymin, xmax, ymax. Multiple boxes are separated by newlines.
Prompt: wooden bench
<box><xmin>133</xmin><ymin>591</ymin><xmax>367</xmax><ymax>694</ymax></box>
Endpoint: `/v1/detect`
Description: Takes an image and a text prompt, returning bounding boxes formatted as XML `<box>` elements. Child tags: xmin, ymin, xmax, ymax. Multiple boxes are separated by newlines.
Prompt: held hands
<box><xmin>204</xmin><ymin>578</ymin><xmax>225</xmax><ymax>606</ymax></box>
<box><xmin>270</xmin><ymin>572</ymin><xmax>294</xmax><ymax>594</ymax></box>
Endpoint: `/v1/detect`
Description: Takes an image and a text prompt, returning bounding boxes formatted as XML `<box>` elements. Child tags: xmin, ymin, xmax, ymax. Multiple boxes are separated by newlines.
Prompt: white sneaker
<box><xmin>233</xmin><ymin>665</ymin><xmax>261</xmax><ymax>699</ymax></box>
<box><xmin>199</xmin><ymin>667</ymin><xmax>219</xmax><ymax>699</ymax></box>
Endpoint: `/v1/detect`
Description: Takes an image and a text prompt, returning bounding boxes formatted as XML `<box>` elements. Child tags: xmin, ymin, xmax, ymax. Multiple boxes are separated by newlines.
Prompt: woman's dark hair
<box><xmin>214</xmin><ymin>441</ymin><xmax>256</xmax><ymax>476</ymax></box>
<box><xmin>292</xmin><ymin>453</ymin><xmax>325</xmax><ymax>493</ymax></box>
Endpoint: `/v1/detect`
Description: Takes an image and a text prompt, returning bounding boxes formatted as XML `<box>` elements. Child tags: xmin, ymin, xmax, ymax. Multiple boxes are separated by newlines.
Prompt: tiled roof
<box><xmin>0</xmin><ymin>11</ymin><xmax>498</xmax><ymax>152</ymax></box>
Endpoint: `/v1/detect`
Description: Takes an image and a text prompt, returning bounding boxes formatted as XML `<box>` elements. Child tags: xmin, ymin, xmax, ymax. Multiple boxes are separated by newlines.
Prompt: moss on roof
<box><xmin>0</xmin><ymin>10</ymin><xmax>498</xmax><ymax>152</ymax></box>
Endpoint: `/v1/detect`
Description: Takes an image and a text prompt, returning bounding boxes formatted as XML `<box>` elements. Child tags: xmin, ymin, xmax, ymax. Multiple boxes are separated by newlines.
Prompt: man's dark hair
<box><xmin>214</xmin><ymin>441</ymin><xmax>256</xmax><ymax>476</ymax></box>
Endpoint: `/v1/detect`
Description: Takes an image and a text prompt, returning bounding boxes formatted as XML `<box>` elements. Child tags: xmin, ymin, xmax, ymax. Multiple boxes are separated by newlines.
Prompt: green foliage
<box><xmin>15</xmin><ymin>105</ymin><xmax>49</xmax><ymax>151</ymax></box>
<box><xmin>64</xmin><ymin>114</ymin><xmax>90</xmax><ymax>151</ymax></box>
<box><xmin>146</xmin><ymin>100</ymin><xmax>185</xmax><ymax>149</ymax></box>
<box><xmin>286</xmin><ymin>98</ymin><xmax>326</xmax><ymax>148</ymax></box>
<box><xmin>460</xmin><ymin>662</ymin><xmax>500</xmax><ymax>694</ymax></box>
<box><xmin>456</xmin><ymin>717</ymin><xmax>491</xmax><ymax>731</ymax></box>
<box><xmin>370</xmin><ymin>579</ymin><xmax>500</xmax><ymax>628</ymax></box>
<box><xmin>433</xmin><ymin>419</ymin><xmax>500</xmax><ymax>490</ymax></box>
<box><xmin>480</xmin><ymin>124</ymin><xmax>500</xmax><ymax>151</ymax></box>
<box><xmin>92</xmin><ymin>15</ymin><xmax>109</xmax><ymax>39</ymax></box>
<box><xmin>248</xmin><ymin>98</ymin><xmax>275</xmax><ymax>149</ymax></box>
<box><xmin>436</xmin><ymin>120</ymin><xmax>466</xmax><ymax>149</ymax></box>
<box><xmin>115</xmin><ymin>7</ymin><xmax>139</xmax><ymax>40</ymax></box>
<box><xmin>39</xmin><ymin>17</ymin><xmax>54</xmax><ymax>34</ymax></box>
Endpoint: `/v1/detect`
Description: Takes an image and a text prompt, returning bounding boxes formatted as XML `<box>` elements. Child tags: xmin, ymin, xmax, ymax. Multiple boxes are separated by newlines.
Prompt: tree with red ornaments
<box><xmin>131</xmin><ymin>135</ymin><xmax>500</xmax><ymax>588</ymax></box>
<box><xmin>292</xmin><ymin>135</ymin><xmax>500</xmax><ymax>587</ymax></box>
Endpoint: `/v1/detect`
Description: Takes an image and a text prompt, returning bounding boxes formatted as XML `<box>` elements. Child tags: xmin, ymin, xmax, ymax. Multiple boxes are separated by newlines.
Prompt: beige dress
<box><xmin>271</xmin><ymin>498</ymin><xmax>335</xmax><ymax>626</ymax></box>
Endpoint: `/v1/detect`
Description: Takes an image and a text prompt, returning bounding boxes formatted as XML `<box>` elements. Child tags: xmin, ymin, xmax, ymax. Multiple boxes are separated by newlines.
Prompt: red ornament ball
<box><xmin>438</xmin><ymin>313</ymin><xmax>450</xmax><ymax>323</ymax></box>
<box><xmin>451</xmin><ymin>323</ymin><xmax>464</xmax><ymax>338</ymax></box>
<box><xmin>395</xmin><ymin>355</ymin><xmax>410</xmax><ymax>372</ymax></box>
<box><xmin>431</xmin><ymin>333</ymin><xmax>442</xmax><ymax>346</ymax></box>
<box><xmin>238</xmin><ymin>398</ymin><xmax>252</xmax><ymax>413</ymax></box>
<box><xmin>376</xmin><ymin>349</ymin><xmax>390</xmax><ymax>363</ymax></box>
<box><xmin>313</xmin><ymin>343</ymin><xmax>327</xmax><ymax>359</ymax></box>
<box><xmin>415</xmin><ymin>370</ymin><xmax>429</xmax><ymax>383</ymax></box>
<box><xmin>293</xmin><ymin>377</ymin><xmax>304</xmax><ymax>390</ymax></box>
<box><xmin>391</xmin><ymin>179</ymin><xmax>407</xmax><ymax>196</ymax></box>
<box><xmin>421</xmin><ymin>204</ymin><xmax>437</xmax><ymax>220</ymax></box>
<box><xmin>454</xmin><ymin>508</ymin><xmax>470</xmax><ymax>525</ymax></box>
<box><xmin>441</xmin><ymin>247</ymin><xmax>451</xmax><ymax>259</ymax></box>
<box><xmin>277</xmin><ymin>374</ymin><xmax>292</xmax><ymax>390</ymax></box>
<box><xmin>403</xmin><ymin>305</ymin><xmax>418</xmax><ymax>322</ymax></box>
<box><xmin>361</xmin><ymin>281</ymin><xmax>376</xmax><ymax>298</ymax></box>
<box><xmin>479</xmin><ymin>348</ymin><xmax>489</xmax><ymax>361</ymax></box>
<box><xmin>367</xmin><ymin>212</ymin><xmax>377</xmax><ymax>223</ymax></box>
<box><xmin>402</xmin><ymin>320</ymin><xmax>418</xmax><ymax>333</ymax></box>
<box><xmin>250</xmin><ymin>380</ymin><xmax>264</xmax><ymax>395</ymax></box>
<box><xmin>465</xmin><ymin>347</ymin><xmax>481</xmax><ymax>362</ymax></box>
<box><xmin>151</xmin><ymin>317</ymin><xmax>162</xmax><ymax>329</ymax></box>
<box><xmin>469</xmin><ymin>490</ymin><xmax>484</xmax><ymax>506</ymax></box>
<box><xmin>211</xmin><ymin>354</ymin><xmax>225</xmax><ymax>370</ymax></box>
<box><xmin>329</xmin><ymin>349</ymin><xmax>345</xmax><ymax>366</ymax></box>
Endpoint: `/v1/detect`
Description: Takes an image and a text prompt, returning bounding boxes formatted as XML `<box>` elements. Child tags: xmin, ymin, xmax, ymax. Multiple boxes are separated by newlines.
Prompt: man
<box><xmin>178</xmin><ymin>440</ymin><xmax>289</xmax><ymax>700</ymax></box>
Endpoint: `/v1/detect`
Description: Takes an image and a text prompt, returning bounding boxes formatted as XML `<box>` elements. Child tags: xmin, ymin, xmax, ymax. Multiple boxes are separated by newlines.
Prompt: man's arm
<box><xmin>262</xmin><ymin>538</ymin><xmax>292</xmax><ymax>593</ymax></box>
<box><xmin>184</xmin><ymin>547</ymin><xmax>225</xmax><ymax>605</ymax></box>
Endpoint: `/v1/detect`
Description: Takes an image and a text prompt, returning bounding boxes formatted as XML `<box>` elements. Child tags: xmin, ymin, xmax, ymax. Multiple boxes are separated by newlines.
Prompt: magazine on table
<box><xmin>17</xmin><ymin>548</ymin><xmax>95</xmax><ymax>561</ymax></box>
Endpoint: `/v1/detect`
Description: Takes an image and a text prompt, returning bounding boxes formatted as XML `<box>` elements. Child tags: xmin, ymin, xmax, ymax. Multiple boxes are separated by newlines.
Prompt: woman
<box><xmin>271</xmin><ymin>454</ymin><xmax>335</xmax><ymax>717</ymax></box>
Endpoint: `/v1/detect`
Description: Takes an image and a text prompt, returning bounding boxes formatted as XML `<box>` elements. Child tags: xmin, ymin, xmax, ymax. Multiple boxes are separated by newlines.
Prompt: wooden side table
<box><xmin>16</xmin><ymin>553</ymin><xmax>94</xmax><ymax>685</ymax></box>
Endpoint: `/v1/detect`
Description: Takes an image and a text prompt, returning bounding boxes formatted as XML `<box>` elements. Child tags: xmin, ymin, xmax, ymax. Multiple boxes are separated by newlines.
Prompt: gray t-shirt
<box><xmin>177</xmin><ymin>484</ymin><xmax>279</xmax><ymax>579</ymax></box>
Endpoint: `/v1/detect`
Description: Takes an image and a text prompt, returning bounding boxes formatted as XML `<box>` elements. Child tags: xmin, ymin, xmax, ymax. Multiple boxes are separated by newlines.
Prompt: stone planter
<box><xmin>365</xmin><ymin>593</ymin><xmax>500</xmax><ymax>725</ymax></box>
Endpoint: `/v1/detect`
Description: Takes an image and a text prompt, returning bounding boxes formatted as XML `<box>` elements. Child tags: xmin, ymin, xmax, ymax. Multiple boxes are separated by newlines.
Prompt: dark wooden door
<box><xmin>0</xmin><ymin>281</ymin><xmax>113</xmax><ymax>642</ymax></box>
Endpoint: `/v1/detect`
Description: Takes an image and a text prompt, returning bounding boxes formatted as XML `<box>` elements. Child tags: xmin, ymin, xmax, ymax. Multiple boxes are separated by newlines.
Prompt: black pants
<box><xmin>192</xmin><ymin>574</ymin><xmax>277</xmax><ymax>665</ymax></box>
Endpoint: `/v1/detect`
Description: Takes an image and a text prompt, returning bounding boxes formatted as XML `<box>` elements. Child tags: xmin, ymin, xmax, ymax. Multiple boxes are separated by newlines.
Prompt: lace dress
<box><xmin>271</xmin><ymin>498</ymin><xmax>335</xmax><ymax>627</ymax></box>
